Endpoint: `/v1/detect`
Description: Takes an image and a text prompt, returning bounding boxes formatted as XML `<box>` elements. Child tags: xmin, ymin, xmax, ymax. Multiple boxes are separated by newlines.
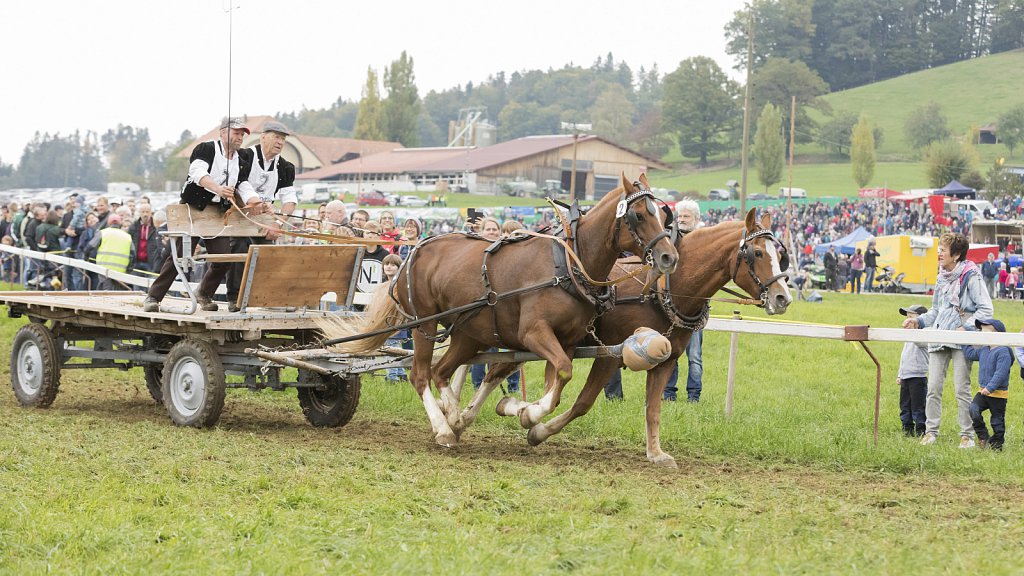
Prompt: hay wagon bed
<box><xmin>0</xmin><ymin>290</ymin><xmax>407</xmax><ymax>429</ymax></box>
<box><xmin>0</xmin><ymin>203</ymin><xmax>418</xmax><ymax>428</ymax></box>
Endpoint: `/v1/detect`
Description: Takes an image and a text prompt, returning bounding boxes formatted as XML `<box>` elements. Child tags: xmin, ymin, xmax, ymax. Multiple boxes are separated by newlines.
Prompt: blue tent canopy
<box><xmin>814</xmin><ymin>226</ymin><xmax>874</xmax><ymax>255</ymax></box>
<box><xmin>934</xmin><ymin>180</ymin><xmax>976</xmax><ymax>198</ymax></box>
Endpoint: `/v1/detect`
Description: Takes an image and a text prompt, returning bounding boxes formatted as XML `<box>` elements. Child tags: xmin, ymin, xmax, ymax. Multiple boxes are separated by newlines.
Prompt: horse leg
<box><xmin>410</xmin><ymin>325</ymin><xmax>457</xmax><ymax>447</ymax></box>
<box><xmin>431</xmin><ymin>334</ymin><xmax>483</xmax><ymax>433</ymax></box>
<box><xmin>513</xmin><ymin>331</ymin><xmax>574</xmax><ymax>429</ymax></box>
<box><xmin>449</xmin><ymin>364</ymin><xmax>469</xmax><ymax>402</ymax></box>
<box><xmin>496</xmin><ymin>360</ymin><xmax>553</xmax><ymax>418</ymax></box>
<box><xmin>643</xmin><ymin>360</ymin><xmax>679</xmax><ymax>468</ymax></box>
<box><xmin>460</xmin><ymin>361</ymin><xmax>522</xmax><ymax>432</ymax></box>
<box><xmin>527</xmin><ymin>356</ymin><xmax>619</xmax><ymax>446</ymax></box>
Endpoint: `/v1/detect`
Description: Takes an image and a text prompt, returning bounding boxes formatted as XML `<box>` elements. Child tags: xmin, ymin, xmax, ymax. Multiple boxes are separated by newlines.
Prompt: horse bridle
<box><xmin>730</xmin><ymin>228</ymin><xmax>790</xmax><ymax>307</ymax></box>
<box><xmin>613</xmin><ymin>182</ymin><xmax>670</xmax><ymax>263</ymax></box>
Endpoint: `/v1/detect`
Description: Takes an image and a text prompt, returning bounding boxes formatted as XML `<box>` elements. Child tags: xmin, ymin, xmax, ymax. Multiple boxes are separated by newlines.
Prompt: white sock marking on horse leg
<box><xmin>521</xmin><ymin>390</ymin><xmax>556</xmax><ymax>428</ymax></box>
<box><xmin>460</xmin><ymin>379</ymin><xmax>500</xmax><ymax>429</ymax></box>
<box><xmin>449</xmin><ymin>365</ymin><xmax>468</xmax><ymax>401</ymax></box>
<box><xmin>421</xmin><ymin>389</ymin><xmax>456</xmax><ymax>446</ymax></box>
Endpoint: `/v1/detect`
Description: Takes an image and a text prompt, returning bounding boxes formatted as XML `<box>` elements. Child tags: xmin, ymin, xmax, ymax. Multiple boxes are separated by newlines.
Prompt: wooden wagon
<box><xmin>1</xmin><ymin>205</ymin><xmax>401</xmax><ymax>428</ymax></box>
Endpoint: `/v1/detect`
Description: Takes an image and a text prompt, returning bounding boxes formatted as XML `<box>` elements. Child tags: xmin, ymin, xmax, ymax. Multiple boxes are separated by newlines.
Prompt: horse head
<box><xmin>733</xmin><ymin>208</ymin><xmax>792</xmax><ymax>315</ymax></box>
<box><xmin>617</xmin><ymin>173</ymin><xmax>678</xmax><ymax>282</ymax></box>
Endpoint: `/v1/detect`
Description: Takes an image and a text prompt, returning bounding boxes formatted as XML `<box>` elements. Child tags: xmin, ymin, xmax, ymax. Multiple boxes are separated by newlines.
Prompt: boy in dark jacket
<box><xmin>965</xmin><ymin>318</ymin><xmax>1013</xmax><ymax>450</ymax></box>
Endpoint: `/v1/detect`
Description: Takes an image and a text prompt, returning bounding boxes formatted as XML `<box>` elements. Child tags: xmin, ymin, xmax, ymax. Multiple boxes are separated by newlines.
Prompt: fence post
<box><xmin>725</xmin><ymin>311</ymin><xmax>741</xmax><ymax>418</ymax></box>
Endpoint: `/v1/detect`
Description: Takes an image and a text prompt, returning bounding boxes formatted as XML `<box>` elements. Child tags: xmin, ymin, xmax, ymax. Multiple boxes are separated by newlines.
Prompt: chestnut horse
<box><xmin>466</xmin><ymin>209</ymin><xmax>792</xmax><ymax>465</ymax></box>
<box><xmin>324</xmin><ymin>174</ymin><xmax>678</xmax><ymax>446</ymax></box>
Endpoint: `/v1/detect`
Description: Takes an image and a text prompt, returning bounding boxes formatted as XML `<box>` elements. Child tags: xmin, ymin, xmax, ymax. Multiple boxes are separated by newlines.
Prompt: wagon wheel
<box><xmin>143</xmin><ymin>365</ymin><xmax>164</xmax><ymax>405</ymax></box>
<box><xmin>161</xmin><ymin>339</ymin><xmax>225</xmax><ymax>428</ymax></box>
<box><xmin>142</xmin><ymin>336</ymin><xmax>175</xmax><ymax>406</ymax></box>
<box><xmin>10</xmin><ymin>323</ymin><xmax>62</xmax><ymax>407</ymax></box>
<box><xmin>296</xmin><ymin>370</ymin><xmax>361</xmax><ymax>428</ymax></box>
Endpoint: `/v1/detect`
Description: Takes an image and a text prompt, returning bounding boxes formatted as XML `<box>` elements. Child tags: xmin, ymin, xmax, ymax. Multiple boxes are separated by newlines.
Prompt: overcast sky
<box><xmin>0</xmin><ymin>0</ymin><xmax>747</xmax><ymax>163</ymax></box>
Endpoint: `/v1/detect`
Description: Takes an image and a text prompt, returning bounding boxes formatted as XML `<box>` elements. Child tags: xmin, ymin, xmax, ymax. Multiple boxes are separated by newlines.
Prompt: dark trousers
<box><xmin>899</xmin><ymin>376</ymin><xmax>927</xmax><ymax>435</ymax></box>
<box><xmin>226</xmin><ymin>236</ymin><xmax>266</xmax><ymax>303</ymax></box>
<box><xmin>825</xmin><ymin>268</ymin><xmax>837</xmax><ymax>291</ymax></box>
<box><xmin>146</xmin><ymin>235</ymin><xmax>231</xmax><ymax>302</ymax></box>
<box><xmin>970</xmin><ymin>393</ymin><xmax>1007</xmax><ymax>449</ymax></box>
<box><xmin>604</xmin><ymin>369</ymin><xmax>623</xmax><ymax>400</ymax></box>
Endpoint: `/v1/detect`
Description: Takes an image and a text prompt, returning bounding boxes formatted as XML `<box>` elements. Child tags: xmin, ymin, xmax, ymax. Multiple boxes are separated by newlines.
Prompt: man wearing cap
<box><xmin>224</xmin><ymin>120</ymin><xmax>297</xmax><ymax>312</ymax></box>
<box><xmin>897</xmin><ymin>304</ymin><xmax>930</xmax><ymax>436</ymax></box>
<box><xmin>143</xmin><ymin>117</ymin><xmax>261</xmax><ymax>313</ymax></box>
<box><xmin>964</xmin><ymin>318</ymin><xmax>1013</xmax><ymax>450</ymax></box>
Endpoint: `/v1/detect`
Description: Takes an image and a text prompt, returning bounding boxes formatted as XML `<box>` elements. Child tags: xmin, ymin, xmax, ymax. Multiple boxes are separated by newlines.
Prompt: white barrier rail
<box><xmin>0</xmin><ymin>244</ymin><xmax>226</xmax><ymax>295</ymax></box>
<box><xmin>705</xmin><ymin>317</ymin><xmax>1024</xmax><ymax>347</ymax></box>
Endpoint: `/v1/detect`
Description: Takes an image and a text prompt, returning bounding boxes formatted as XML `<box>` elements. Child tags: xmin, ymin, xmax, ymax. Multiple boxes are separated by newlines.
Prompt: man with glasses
<box><xmin>224</xmin><ymin>121</ymin><xmax>297</xmax><ymax>312</ymax></box>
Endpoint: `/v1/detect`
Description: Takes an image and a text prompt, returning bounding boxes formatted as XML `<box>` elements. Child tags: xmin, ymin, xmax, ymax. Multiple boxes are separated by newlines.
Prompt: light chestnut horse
<box><xmin>323</xmin><ymin>174</ymin><xmax>678</xmax><ymax>447</ymax></box>
<box><xmin>465</xmin><ymin>210</ymin><xmax>792</xmax><ymax>465</ymax></box>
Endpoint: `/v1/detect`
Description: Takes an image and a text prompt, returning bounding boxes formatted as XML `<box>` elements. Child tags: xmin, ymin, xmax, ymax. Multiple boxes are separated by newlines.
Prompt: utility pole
<box><xmin>561</xmin><ymin>122</ymin><xmax>592</xmax><ymax>200</ymax></box>
<box><xmin>739</xmin><ymin>8</ymin><xmax>754</xmax><ymax>215</ymax></box>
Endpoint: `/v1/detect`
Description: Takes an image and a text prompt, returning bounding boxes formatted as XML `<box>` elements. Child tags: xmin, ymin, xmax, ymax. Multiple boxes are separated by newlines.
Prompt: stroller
<box><xmin>874</xmin><ymin>265</ymin><xmax>909</xmax><ymax>293</ymax></box>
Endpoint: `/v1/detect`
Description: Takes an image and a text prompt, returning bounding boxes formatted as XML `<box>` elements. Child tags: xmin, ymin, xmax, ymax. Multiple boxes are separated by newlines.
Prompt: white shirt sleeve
<box><xmin>188</xmin><ymin>159</ymin><xmax>212</xmax><ymax>188</ymax></box>
<box><xmin>277</xmin><ymin>186</ymin><xmax>298</xmax><ymax>206</ymax></box>
<box><xmin>236</xmin><ymin>180</ymin><xmax>258</xmax><ymax>204</ymax></box>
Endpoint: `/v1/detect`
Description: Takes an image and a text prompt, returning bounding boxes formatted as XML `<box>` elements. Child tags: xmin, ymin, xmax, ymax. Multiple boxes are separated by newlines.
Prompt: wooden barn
<box><xmin>296</xmin><ymin>134</ymin><xmax>669</xmax><ymax>200</ymax></box>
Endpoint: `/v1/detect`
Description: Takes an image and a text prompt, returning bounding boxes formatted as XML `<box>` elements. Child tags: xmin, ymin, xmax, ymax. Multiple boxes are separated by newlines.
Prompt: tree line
<box><xmin>6</xmin><ymin>1</ymin><xmax>1024</xmax><ymax>190</ymax></box>
<box><xmin>727</xmin><ymin>0</ymin><xmax>1024</xmax><ymax>92</ymax></box>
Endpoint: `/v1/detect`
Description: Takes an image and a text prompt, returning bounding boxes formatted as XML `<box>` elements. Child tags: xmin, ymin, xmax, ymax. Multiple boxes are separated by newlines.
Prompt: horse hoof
<box><xmin>435</xmin><ymin>431</ymin><xmax>457</xmax><ymax>448</ymax></box>
<box><xmin>527</xmin><ymin>423</ymin><xmax>550</xmax><ymax>446</ymax></box>
<box><xmin>518</xmin><ymin>404</ymin><xmax>542</xmax><ymax>429</ymax></box>
<box><xmin>495</xmin><ymin>396</ymin><xmax>514</xmax><ymax>416</ymax></box>
<box><xmin>649</xmin><ymin>454</ymin><xmax>678</xmax><ymax>468</ymax></box>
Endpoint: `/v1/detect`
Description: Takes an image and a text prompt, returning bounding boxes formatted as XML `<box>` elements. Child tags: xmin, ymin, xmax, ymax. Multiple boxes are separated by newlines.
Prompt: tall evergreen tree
<box><xmin>383</xmin><ymin>51</ymin><xmax>421</xmax><ymax>147</ymax></box>
<box><xmin>754</xmin><ymin>103</ymin><xmax>785</xmax><ymax>192</ymax></box>
<box><xmin>851</xmin><ymin>115</ymin><xmax>876</xmax><ymax>188</ymax></box>
<box><xmin>355</xmin><ymin>67</ymin><xmax>386</xmax><ymax>141</ymax></box>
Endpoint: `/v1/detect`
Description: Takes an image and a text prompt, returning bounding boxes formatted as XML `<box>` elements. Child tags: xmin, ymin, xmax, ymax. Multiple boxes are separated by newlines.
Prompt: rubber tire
<box><xmin>10</xmin><ymin>323</ymin><xmax>62</xmax><ymax>408</ymax></box>
<box><xmin>161</xmin><ymin>339</ymin><xmax>225</xmax><ymax>428</ymax></box>
<box><xmin>297</xmin><ymin>371</ymin><xmax>361</xmax><ymax>428</ymax></box>
<box><xmin>143</xmin><ymin>365</ymin><xmax>164</xmax><ymax>405</ymax></box>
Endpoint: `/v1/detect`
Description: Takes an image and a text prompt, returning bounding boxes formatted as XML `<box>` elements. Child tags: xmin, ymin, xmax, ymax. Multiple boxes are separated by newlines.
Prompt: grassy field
<box><xmin>817</xmin><ymin>48</ymin><xmax>1024</xmax><ymax>156</ymax></box>
<box><xmin>647</xmin><ymin>160</ymin><xmax>927</xmax><ymax>199</ymax></box>
<box><xmin>2</xmin><ymin>291</ymin><xmax>1024</xmax><ymax>573</ymax></box>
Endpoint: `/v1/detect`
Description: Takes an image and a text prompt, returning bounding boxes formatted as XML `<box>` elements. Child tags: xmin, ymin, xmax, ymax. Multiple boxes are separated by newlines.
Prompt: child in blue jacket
<box><xmin>964</xmin><ymin>318</ymin><xmax>1013</xmax><ymax>450</ymax></box>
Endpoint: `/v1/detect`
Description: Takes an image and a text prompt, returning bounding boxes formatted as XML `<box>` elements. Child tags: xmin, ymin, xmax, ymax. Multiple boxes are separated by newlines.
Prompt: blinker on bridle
<box><xmin>732</xmin><ymin>228</ymin><xmax>790</xmax><ymax>307</ymax></box>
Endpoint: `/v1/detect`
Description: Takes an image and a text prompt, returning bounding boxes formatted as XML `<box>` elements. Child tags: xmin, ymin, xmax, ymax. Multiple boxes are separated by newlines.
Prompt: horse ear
<box><xmin>744</xmin><ymin>208</ymin><xmax>757</xmax><ymax>232</ymax></box>
<box><xmin>760</xmin><ymin>212</ymin><xmax>771</xmax><ymax>230</ymax></box>
<box><xmin>620</xmin><ymin>172</ymin><xmax>633</xmax><ymax>193</ymax></box>
<box><xmin>638</xmin><ymin>173</ymin><xmax>650</xmax><ymax>188</ymax></box>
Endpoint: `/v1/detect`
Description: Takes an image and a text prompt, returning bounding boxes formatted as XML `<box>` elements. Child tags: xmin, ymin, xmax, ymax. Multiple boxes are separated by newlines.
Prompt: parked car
<box><xmin>778</xmin><ymin>186</ymin><xmax>808</xmax><ymax>198</ymax></box>
<box><xmin>357</xmin><ymin>190</ymin><xmax>391</xmax><ymax>206</ymax></box>
<box><xmin>748</xmin><ymin>193</ymin><xmax>770</xmax><ymax>201</ymax></box>
<box><xmin>708</xmin><ymin>188</ymin><xmax>732</xmax><ymax>200</ymax></box>
<box><xmin>398</xmin><ymin>195</ymin><xmax>429</xmax><ymax>207</ymax></box>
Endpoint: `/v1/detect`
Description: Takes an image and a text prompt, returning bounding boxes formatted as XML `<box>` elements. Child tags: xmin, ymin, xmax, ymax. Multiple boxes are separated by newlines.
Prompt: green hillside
<box><xmin>815</xmin><ymin>48</ymin><xmax>1024</xmax><ymax>156</ymax></box>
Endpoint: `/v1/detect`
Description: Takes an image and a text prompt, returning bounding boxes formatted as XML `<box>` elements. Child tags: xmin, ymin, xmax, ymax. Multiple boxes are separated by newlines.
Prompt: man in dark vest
<box><xmin>823</xmin><ymin>245</ymin><xmax>838</xmax><ymax>292</ymax></box>
<box><xmin>225</xmin><ymin>120</ymin><xmax>297</xmax><ymax>312</ymax></box>
<box><xmin>143</xmin><ymin>117</ymin><xmax>261</xmax><ymax>313</ymax></box>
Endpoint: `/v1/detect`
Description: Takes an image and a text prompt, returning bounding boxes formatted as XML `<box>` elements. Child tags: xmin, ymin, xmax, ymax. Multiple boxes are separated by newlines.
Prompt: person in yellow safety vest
<box><xmin>86</xmin><ymin>213</ymin><xmax>135</xmax><ymax>290</ymax></box>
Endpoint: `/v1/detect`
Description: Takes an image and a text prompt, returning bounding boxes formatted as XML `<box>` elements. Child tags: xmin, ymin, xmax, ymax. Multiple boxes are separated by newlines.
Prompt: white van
<box><xmin>951</xmin><ymin>199</ymin><xmax>997</xmax><ymax>218</ymax></box>
<box><xmin>778</xmin><ymin>186</ymin><xmax>807</xmax><ymax>198</ymax></box>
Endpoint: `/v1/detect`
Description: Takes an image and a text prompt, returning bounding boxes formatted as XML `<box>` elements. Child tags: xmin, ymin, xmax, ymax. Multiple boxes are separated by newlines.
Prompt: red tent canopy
<box><xmin>858</xmin><ymin>187</ymin><xmax>902</xmax><ymax>198</ymax></box>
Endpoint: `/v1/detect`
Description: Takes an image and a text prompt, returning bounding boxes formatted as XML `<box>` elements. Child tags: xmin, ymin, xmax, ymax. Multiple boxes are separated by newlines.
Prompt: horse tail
<box><xmin>315</xmin><ymin>286</ymin><xmax>402</xmax><ymax>354</ymax></box>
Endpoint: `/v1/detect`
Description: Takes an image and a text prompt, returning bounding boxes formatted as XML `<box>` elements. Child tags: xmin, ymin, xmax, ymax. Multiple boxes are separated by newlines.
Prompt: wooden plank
<box><xmin>194</xmin><ymin>254</ymin><xmax>248</xmax><ymax>263</ymax></box>
<box><xmin>165</xmin><ymin>204</ymin><xmax>276</xmax><ymax>237</ymax></box>
<box><xmin>236</xmin><ymin>245</ymin><xmax>362</xmax><ymax>309</ymax></box>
